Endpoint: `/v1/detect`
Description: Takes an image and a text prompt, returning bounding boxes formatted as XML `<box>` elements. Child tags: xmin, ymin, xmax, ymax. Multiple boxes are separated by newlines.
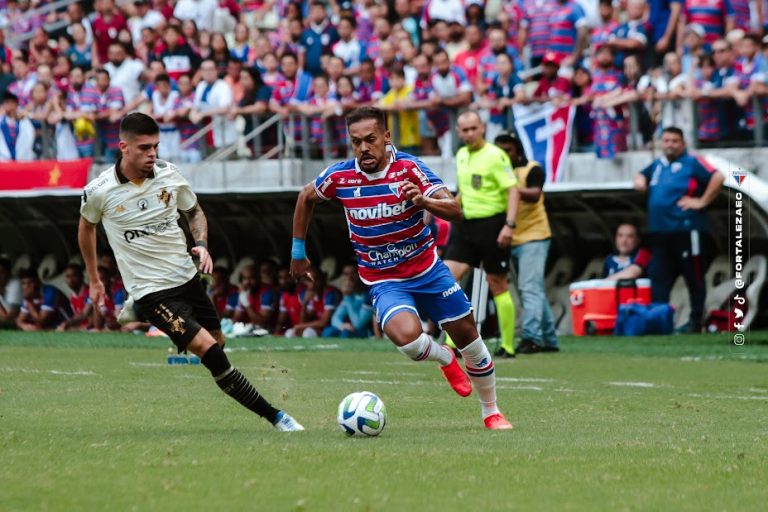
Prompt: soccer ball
<box><xmin>337</xmin><ymin>391</ymin><xmax>387</xmax><ymax>437</ymax></box>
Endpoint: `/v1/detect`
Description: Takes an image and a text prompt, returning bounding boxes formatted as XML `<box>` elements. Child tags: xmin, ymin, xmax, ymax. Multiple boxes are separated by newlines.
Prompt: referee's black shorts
<box><xmin>443</xmin><ymin>213</ymin><xmax>510</xmax><ymax>275</ymax></box>
<box><xmin>135</xmin><ymin>275</ymin><xmax>221</xmax><ymax>351</ymax></box>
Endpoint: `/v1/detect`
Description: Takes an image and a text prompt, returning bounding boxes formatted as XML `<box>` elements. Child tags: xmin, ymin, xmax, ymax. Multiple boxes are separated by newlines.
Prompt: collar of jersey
<box><xmin>659</xmin><ymin>151</ymin><xmax>687</xmax><ymax>166</ymax></box>
<box><xmin>354</xmin><ymin>144</ymin><xmax>397</xmax><ymax>181</ymax></box>
<box><xmin>115</xmin><ymin>160</ymin><xmax>156</xmax><ymax>184</ymax></box>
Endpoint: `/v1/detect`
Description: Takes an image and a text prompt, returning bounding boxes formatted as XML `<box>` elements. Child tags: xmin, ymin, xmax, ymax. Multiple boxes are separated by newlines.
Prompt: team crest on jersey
<box><xmin>671</xmin><ymin>163</ymin><xmax>682</xmax><ymax>173</ymax></box>
<box><xmin>115</xmin><ymin>204</ymin><xmax>126</xmax><ymax>214</ymax></box>
<box><xmin>138</xmin><ymin>199</ymin><xmax>148</xmax><ymax>210</ymax></box>
<box><xmin>158</xmin><ymin>189</ymin><xmax>172</xmax><ymax>208</ymax></box>
<box><xmin>353</xmin><ymin>187</ymin><xmax>362</xmax><ymax>197</ymax></box>
<box><xmin>389</xmin><ymin>183</ymin><xmax>401</xmax><ymax>197</ymax></box>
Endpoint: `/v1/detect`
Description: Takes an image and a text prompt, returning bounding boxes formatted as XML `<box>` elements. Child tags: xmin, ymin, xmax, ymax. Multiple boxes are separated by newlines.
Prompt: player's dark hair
<box><xmin>662</xmin><ymin>126</ymin><xmax>685</xmax><ymax>139</ymax></box>
<box><xmin>120</xmin><ymin>112</ymin><xmax>160</xmax><ymax>138</ymax></box>
<box><xmin>18</xmin><ymin>268</ymin><xmax>39</xmax><ymax>281</ymax></box>
<box><xmin>346</xmin><ymin>106</ymin><xmax>387</xmax><ymax>131</ymax></box>
<box><xmin>155</xmin><ymin>73</ymin><xmax>171</xmax><ymax>84</ymax></box>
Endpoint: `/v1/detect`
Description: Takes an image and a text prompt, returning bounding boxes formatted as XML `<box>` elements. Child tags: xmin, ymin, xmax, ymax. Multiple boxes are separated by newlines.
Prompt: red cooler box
<box><xmin>569</xmin><ymin>279</ymin><xmax>651</xmax><ymax>336</ymax></box>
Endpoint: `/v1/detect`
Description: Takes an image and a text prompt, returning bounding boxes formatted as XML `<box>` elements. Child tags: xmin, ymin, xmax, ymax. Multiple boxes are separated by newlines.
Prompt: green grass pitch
<box><xmin>1</xmin><ymin>331</ymin><xmax>767</xmax><ymax>511</ymax></box>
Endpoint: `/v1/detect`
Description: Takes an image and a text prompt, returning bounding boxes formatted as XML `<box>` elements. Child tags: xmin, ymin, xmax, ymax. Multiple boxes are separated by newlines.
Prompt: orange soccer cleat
<box><xmin>484</xmin><ymin>413</ymin><xmax>514</xmax><ymax>430</ymax></box>
<box><xmin>439</xmin><ymin>349</ymin><xmax>473</xmax><ymax>397</ymax></box>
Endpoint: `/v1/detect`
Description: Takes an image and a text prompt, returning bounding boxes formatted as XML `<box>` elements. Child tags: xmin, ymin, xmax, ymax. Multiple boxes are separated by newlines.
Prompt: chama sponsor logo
<box><xmin>348</xmin><ymin>200</ymin><xmax>409</xmax><ymax>220</ymax></box>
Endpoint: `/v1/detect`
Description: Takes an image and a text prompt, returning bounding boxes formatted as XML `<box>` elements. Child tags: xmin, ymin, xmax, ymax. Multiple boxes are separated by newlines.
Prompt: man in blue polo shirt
<box><xmin>633</xmin><ymin>127</ymin><xmax>724</xmax><ymax>333</ymax></box>
<box><xmin>299</xmin><ymin>1</ymin><xmax>339</xmax><ymax>77</ymax></box>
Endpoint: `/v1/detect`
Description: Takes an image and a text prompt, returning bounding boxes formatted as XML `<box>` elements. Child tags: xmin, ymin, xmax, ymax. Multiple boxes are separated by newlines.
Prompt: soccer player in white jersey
<box><xmin>291</xmin><ymin>107</ymin><xmax>513</xmax><ymax>430</ymax></box>
<box><xmin>78</xmin><ymin>112</ymin><xmax>303</xmax><ymax>432</ymax></box>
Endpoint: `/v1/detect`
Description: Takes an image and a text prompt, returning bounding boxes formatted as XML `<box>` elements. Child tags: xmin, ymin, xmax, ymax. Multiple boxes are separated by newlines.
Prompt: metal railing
<box><xmin>6</xmin><ymin>0</ymin><xmax>79</xmax><ymax>47</ymax></box>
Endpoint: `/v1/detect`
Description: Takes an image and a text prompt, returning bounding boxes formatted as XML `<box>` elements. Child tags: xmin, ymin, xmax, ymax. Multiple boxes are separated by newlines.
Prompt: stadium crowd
<box><xmin>1</xmin><ymin>0</ymin><xmax>768</xmax><ymax>162</ymax></box>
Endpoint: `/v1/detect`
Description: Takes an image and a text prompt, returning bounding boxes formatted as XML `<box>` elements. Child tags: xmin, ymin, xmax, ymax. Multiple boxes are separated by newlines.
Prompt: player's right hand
<box><xmin>89</xmin><ymin>279</ymin><xmax>106</xmax><ymax>309</ymax></box>
<box><xmin>290</xmin><ymin>258</ymin><xmax>313</xmax><ymax>282</ymax></box>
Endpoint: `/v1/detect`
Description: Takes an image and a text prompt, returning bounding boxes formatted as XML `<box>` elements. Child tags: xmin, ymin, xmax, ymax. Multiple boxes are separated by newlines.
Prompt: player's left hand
<box><xmin>677</xmin><ymin>196</ymin><xmax>704</xmax><ymax>211</ymax></box>
<box><xmin>402</xmin><ymin>181</ymin><xmax>426</xmax><ymax>207</ymax></box>
<box><xmin>497</xmin><ymin>225</ymin><xmax>514</xmax><ymax>248</ymax></box>
<box><xmin>191</xmin><ymin>246</ymin><xmax>213</xmax><ymax>274</ymax></box>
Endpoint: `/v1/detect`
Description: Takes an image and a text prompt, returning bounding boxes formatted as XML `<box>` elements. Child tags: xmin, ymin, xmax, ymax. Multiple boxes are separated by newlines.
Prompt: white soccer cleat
<box><xmin>117</xmin><ymin>296</ymin><xmax>137</xmax><ymax>325</ymax></box>
<box><xmin>273</xmin><ymin>411</ymin><xmax>305</xmax><ymax>432</ymax></box>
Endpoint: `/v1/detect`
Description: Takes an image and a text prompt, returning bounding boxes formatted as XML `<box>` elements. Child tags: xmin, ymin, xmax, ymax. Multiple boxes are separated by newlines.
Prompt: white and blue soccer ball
<box><xmin>337</xmin><ymin>391</ymin><xmax>387</xmax><ymax>437</ymax></box>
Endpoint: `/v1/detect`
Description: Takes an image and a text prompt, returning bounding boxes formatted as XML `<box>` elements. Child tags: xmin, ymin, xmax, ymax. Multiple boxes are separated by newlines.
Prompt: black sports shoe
<box><xmin>540</xmin><ymin>345</ymin><xmax>560</xmax><ymax>353</ymax></box>
<box><xmin>515</xmin><ymin>340</ymin><xmax>542</xmax><ymax>354</ymax></box>
<box><xmin>494</xmin><ymin>347</ymin><xmax>516</xmax><ymax>358</ymax></box>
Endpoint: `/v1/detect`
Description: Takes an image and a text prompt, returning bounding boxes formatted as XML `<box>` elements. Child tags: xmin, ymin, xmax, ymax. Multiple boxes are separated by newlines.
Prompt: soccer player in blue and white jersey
<box><xmin>291</xmin><ymin>106</ymin><xmax>513</xmax><ymax>430</ymax></box>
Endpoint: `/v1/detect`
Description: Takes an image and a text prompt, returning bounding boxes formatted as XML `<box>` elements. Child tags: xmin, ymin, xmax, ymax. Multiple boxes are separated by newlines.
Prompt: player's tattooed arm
<box><xmin>183</xmin><ymin>203</ymin><xmax>213</xmax><ymax>274</ymax></box>
<box><xmin>402</xmin><ymin>184</ymin><xmax>463</xmax><ymax>222</ymax></box>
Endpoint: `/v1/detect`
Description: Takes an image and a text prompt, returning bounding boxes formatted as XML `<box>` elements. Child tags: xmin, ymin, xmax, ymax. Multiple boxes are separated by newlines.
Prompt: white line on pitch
<box><xmin>496</xmin><ymin>377</ymin><xmax>555</xmax><ymax>383</ymax></box>
<box><xmin>607</xmin><ymin>381</ymin><xmax>658</xmax><ymax>388</ymax></box>
<box><xmin>688</xmin><ymin>393</ymin><xmax>768</xmax><ymax>401</ymax></box>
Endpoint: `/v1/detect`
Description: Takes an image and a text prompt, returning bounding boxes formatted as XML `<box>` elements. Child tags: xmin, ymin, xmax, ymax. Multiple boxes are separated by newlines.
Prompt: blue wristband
<box><xmin>291</xmin><ymin>238</ymin><xmax>307</xmax><ymax>260</ymax></box>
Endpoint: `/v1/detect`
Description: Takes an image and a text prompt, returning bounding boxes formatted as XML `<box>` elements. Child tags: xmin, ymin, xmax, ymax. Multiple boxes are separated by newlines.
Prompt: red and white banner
<box><xmin>0</xmin><ymin>159</ymin><xmax>92</xmax><ymax>191</ymax></box>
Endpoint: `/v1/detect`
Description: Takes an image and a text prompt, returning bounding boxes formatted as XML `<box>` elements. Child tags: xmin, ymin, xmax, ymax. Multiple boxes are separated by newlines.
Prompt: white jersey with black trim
<box><xmin>80</xmin><ymin>159</ymin><xmax>198</xmax><ymax>300</ymax></box>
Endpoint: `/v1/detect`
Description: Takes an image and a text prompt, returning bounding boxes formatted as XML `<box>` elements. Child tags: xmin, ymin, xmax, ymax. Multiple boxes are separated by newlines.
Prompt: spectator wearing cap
<box><xmin>156</xmin><ymin>25</ymin><xmax>202</xmax><ymax>81</ymax></box>
<box><xmin>591</xmin><ymin>46</ymin><xmax>628</xmax><ymax>159</ymax></box>
<box><xmin>92</xmin><ymin>0</ymin><xmax>129</xmax><ymax>67</ymax></box>
<box><xmin>104</xmin><ymin>42</ymin><xmax>146</xmax><ymax>105</ymax></box>
<box><xmin>8</xmin><ymin>51</ymin><xmax>37</xmax><ymax>108</ymax></box>
<box><xmin>680</xmin><ymin>23</ymin><xmax>706</xmax><ymax>74</ymax></box>
<box><xmin>520</xmin><ymin>0</ymin><xmax>559</xmax><ymax>69</ymax></box>
<box><xmin>173</xmin><ymin>0</ymin><xmax>217</xmax><ymax>32</ymax></box>
<box><xmin>299</xmin><ymin>1</ymin><xmax>340</xmax><ymax>77</ymax></box>
<box><xmin>94</xmin><ymin>68</ymin><xmax>126</xmax><ymax>161</ymax></box>
<box><xmin>0</xmin><ymin>92</ymin><xmax>35</xmax><ymax>160</ymax></box>
<box><xmin>680</xmin><ymin>0</ymin><xmax>735</xmax><ymax>47</ymax></box>
<box><xmin>648</xmin><ymin>0</ymin><xmax>683</xmax><ymax>66</ymax></box>
<box><xmin>548</xmin><ymin>0</ymin><xmax>589</xmax><ymax>66</ymax></box>
<box><xmin>129</xmin><ymin>0</ymin><xmax>166</xmax><ymax>46</ymax></box>
<box><xmin>333</xmin><ymin>15</ymin><xmax>364</xmax><ymax>74</ymax></box>
<box><xmin>607</xmin><ymin>0</ymin><xmax>649</xmax><ymax>70</ymax></box>
<box><xmin>524</xmin><ymin>51</ymin><xmax>572</xmax><ymax>105</ymax></box>
<box><xmin>190</xmin><ymin>59</ymin><xmax>237</xmax><ymax>148</ymax></box>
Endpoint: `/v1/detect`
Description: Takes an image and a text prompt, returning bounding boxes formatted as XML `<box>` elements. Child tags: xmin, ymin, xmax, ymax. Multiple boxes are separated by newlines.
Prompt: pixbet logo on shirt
<box><xmin>348</xmin><ymin>200</ymin><xmax>410</xmax><ymax>220</ymax></box>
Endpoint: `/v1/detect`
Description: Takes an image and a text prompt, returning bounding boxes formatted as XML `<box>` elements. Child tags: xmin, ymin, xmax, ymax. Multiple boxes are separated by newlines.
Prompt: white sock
<box><xmin>460</xmin><ymin>337</ymin><xmax>500</xmax><ymax>418</ymax></box>
<box><xmin>397</xmin><ymin>332</ymin><xmax>453</xmax><ymax>366</ymax></box>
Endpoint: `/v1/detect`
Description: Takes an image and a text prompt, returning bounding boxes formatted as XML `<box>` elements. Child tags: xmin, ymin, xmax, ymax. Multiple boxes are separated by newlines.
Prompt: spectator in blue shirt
<box><xmin>299</xmin><ymin>1</ymin><xmax>339</xmax><ymax>77</ymax></box>
<box><xmin>603</xmin><ymin>223</ymin><xmax>653</xmax><ymax>280</ymax></box>
<box><xmin>634</xmin><ymin>127</ymin><xmax>724</xmax><ymax>332</ymax></box>
<box><xmin>322</xmin><ymin>275</ymin><xmax>373</xmax><ymax>338</ymax></box>
<box><xmin>16</xmin><ymin>269</ymin><xmax>72</xmax><ymax>331</ymax></box>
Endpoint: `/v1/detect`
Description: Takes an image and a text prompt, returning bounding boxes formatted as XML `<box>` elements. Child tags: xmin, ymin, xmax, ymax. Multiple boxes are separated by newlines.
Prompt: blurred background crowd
<box><xmin>1</xmin><ymin>0</ymin><xmax>768</xmax><ymax>163</ymax></box>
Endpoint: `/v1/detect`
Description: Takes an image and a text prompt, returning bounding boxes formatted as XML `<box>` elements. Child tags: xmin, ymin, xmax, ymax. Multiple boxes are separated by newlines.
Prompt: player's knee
<box><xmin>186</xmin><ymin>328</ymin><xmax>218</xmax><ymax>357</ymax></box>
<box><xmin>486</xmin><ymin>274</ymin><xmax>509</xmax><ymax>296</ymax></box>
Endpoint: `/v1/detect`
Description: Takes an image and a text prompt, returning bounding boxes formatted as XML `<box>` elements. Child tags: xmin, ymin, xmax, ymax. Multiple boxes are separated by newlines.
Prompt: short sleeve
<box><xmin>324</xmin><ymin>288</ymin><xmax>340</xmax><ymax>310</ymax></box>
<box><xmin>525</xmin><ymin>166</ymin><xmax>546</xmax><ymax>189</ymax></box>
<box><xmin>602</xmin><ymin>256</ymin><xmax>612</xmax><ymax>277</ymax></box>
<box><xmin>5</xmin><ymin>279</ymin><xmax>22</xmax><ymax>307</ymax></box>
<box><xmin>314</xmin><ymin>166</ymin><xmax>339</xmax><ymax>200</ymax></box>
<box><xmin>406</xmin><ymin>156</ymin><xmax>446</xmax><ymax>197</ymax></box>
<box><xmin>639</xmin><ymin>161</ymin><xmax>655</xmax><ymax>181</ymax></box>
<box><xmin>80</xmin><ymin>186</ymin><xmax>103</xmax><ymax>224</ymax></box>
<box><xmin>493</xmin><ymin>150</ymin><xmax>518</xmax><ymax>190</ymax></box>
<box><xmin>175</xmin><ymin>172</ymin><xmax>198</xmax><ymax>211</ymax></box>
<box><xmin>692</xmin><ymin>156</ymin><xmax>716</xmax><ymax>184</ymax></box>
<box><xmin>633</xmin><ymin>248</ymin><xmax>652</xmax><ymax>270</ymax></box>
<box><xmin>41</xmin><ymin>286</ymin><xmax>58</xmax><ymax>311</ymax></box>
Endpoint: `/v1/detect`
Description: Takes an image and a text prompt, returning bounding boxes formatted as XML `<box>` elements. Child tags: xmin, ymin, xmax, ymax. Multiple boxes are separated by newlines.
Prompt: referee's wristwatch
<box><xmin>505</xmin><ymin>220</ymin><xmax>516</xmax><ymax>229</ymax></box>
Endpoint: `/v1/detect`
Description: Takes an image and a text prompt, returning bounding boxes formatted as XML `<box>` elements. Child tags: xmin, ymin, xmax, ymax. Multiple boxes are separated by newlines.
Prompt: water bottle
<box><xmin>167</xmin><ymin>354</ymin><xmax>189</xmax><ymax>365</ymax></box>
